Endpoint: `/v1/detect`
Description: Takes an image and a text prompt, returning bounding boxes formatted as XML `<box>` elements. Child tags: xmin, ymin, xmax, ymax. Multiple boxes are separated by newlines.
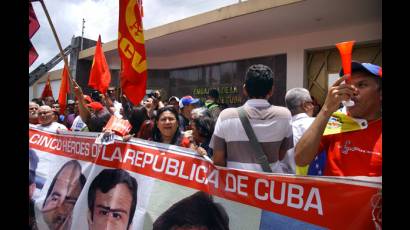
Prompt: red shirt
<box><xmin>319</xmin><ymin>119</ymin><xmax>382</xmax><ymax>176</ymax></box>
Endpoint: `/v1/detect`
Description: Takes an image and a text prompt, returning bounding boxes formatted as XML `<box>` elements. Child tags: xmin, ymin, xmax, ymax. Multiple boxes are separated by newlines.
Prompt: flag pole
<box><xmin>38</xmin><ymin>0</ymin><xmax>75</xmax><ymax>87</ymax></box>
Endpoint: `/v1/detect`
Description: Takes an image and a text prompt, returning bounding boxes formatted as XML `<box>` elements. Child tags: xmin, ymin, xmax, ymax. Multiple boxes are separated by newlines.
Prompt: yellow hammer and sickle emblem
<box><xmin>125</xmin><ymin>0</ymin><xmax>145</xmax><ymax>45</ymax></box>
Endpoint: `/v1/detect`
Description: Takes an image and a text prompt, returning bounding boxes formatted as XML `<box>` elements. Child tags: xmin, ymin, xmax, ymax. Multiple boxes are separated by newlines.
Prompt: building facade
<box><xmin>30</xmin><ymin>0</ymin><xmax>382</xmax><ymax>107</ymax></box>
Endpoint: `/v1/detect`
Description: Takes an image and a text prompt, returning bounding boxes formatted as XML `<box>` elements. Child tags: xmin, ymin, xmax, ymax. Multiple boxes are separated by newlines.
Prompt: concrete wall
<box><xmin>147</xmin><ymin>22</ymin><xmax>381</xmax><ymax>90</ymax></box>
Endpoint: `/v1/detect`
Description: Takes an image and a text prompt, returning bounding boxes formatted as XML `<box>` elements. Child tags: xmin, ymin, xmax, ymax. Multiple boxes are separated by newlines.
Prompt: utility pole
<box><xmin>81</xmin><ymin>18</ymin><xmax>85</xmax><ymax>50</ymax></box>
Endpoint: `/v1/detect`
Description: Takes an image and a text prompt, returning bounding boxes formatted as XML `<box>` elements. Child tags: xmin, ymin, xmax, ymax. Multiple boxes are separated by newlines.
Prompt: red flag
<box><xmin>58</xmin><ymin>65</ymin><xmax>70</xmax><ymax>115</ymax></box>
<box><xmin>88</xmin><ymin>35</ymin><xmax>111</xmax><ymax>94</ymax></box>
<box><xmin>29</xmin><ymin>41</ymin><xmax>38</xmax><ymax>66</ymax></box>
<box><xmin>41</xmin><ymin>76</ymin><xmax>54</xmax><ymax>99</ymax></box>
<box><xmin>29</xmin><ymin>2</ymin><xmax>40</xmax><ymax>66</ymax></box>
<box><xmin>118</xmin><ymin>0</ymin><xmax>147</xmax><ymax>105</ymax></box>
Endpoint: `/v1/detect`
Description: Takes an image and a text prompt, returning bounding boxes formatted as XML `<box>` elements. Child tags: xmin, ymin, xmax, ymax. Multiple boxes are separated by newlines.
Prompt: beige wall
<box><xmin>146</xmin><ymin>22</ymin><xmax>381</xmax><ymax>91</ymax></box>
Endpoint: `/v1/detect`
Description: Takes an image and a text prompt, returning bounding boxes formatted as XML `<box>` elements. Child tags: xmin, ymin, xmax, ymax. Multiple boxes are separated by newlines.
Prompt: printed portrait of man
<box><xmin>41</xmin><ymin>160</ymin><xmax>86</xmax><ymax>230</ymax></box>
<box><xmin>29</xmin><ymin>149</ymin><xmax>39</xmax><ymax>230</ymax></box>
<box><xmin>87</xmin><ymin>169</ymin><xmax>138</xmax><ymax>230</ymax></box>
<box><xmin>153</xmin><ymin>191</ymin><xmax>230</xmax><ymax>230</ymax></box>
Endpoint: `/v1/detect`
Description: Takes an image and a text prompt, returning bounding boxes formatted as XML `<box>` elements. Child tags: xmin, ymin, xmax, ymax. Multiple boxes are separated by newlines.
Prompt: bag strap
<box><xmin>237</xmin><ymin>107</ymin><xmax>273</xmax><ymax>173</ymax></box>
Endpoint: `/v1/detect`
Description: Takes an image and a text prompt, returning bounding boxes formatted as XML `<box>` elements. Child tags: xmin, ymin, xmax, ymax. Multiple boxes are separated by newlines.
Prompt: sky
<box><xmin>29</xmin><ymin>0</ymin><xmax>246</xmax><ymax>72</ymax></box>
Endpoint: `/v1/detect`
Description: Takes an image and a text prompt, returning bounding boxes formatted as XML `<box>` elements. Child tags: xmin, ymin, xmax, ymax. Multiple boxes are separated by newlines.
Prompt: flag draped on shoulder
<box><xmin>88</xmin><ymin>35</ymin><xmax>111</xmax><ymax>94</ymax></box>
<box><xmin>58</xmin><ymin>65</ymin><xmax>70</xmax><ymax>115</ymax></box>
<box><xmin>118</xmin><ymin>0</ymin><xmax>147</xmax><ymax>105</ymax></box>
<box><xmin>41</xmin><ymin>76</ymin><xmax>53</xmax><ymax>99</ymax></box>
<box><xmin>29</xmin><ymin>1</ymin><xmax>40</xmax><ymax>66</ymax></box>
<box><xmin>323</xmin><ymin>111</ymin><xmax>368</xmax><ymax>136</ymax></box>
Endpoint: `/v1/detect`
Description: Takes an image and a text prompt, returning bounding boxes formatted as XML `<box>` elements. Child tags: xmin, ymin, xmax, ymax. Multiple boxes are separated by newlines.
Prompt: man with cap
<box><xmin>179</xmin><ymin>95</ymin><xmax>200</xmax><ymax>131</ymax></box>
<box><xmin>295</xmin><ymin>61</ymin><xmax>382</xmax><ymax>176</ymax></box>
<box><xmin>73</xmin><ymin>82</ymin><xmax>112</xmax><ymax>132</ymax></box>
<box><xmin>168</xmin><ymin>96</ymin><xmax>180</xmax><ymax>110</ymax></box>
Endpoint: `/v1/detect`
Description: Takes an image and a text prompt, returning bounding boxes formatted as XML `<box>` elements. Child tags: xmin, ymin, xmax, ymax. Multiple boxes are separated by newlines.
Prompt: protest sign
<box><xmin>29</xmin><ymin>127</ymin><xmax>381</xmax><ymax>230</ymax></box>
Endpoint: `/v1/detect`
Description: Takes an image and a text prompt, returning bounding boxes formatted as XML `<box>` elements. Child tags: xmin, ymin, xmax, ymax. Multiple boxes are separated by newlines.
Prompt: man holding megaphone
<box><xmin>295</xmin><ymin>61</ymin><xmax>382</xmax><ymax>177</ymax></box>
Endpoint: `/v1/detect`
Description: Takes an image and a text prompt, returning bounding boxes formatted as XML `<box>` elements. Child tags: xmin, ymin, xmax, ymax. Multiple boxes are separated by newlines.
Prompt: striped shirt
<box><xmin>210</xmin><ymin>99</ymin><xmax>293</xmax><ymax>172</ymax></box>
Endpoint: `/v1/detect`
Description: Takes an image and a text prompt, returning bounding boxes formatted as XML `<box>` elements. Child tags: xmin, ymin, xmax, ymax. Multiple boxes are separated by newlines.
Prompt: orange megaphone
<box><xmin>336</xmin><ymin>40</ymin><xmax>355</xmax><ymax>80</ymax></box>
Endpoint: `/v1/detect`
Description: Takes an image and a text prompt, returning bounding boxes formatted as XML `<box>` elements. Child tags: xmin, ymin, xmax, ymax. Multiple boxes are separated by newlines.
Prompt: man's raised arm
<box><xmin>295</xmin><ymin>76</ymin><xmax>356</xmax><ymax>166</ymax></box>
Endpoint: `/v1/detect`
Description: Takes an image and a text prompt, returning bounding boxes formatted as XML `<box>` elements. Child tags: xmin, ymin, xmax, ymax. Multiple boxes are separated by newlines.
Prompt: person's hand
<box><xmin>72</xmin><ymin>80</ymin><xmax>83</xmax><ymax>98</ymax></box>
<box><xmin>196</xmin><ymin>146</ymin><xmax>207</xmax><ymax>156</ymax></box>
<box><xmin>322</xmin><ymin>75</ymin><xmax>357</xmax><ymax>115</ymax></box>
<box><xmin>122</xmin><ymin>134</ymin><xmax>133</xmax><ymax>142</ymax></box>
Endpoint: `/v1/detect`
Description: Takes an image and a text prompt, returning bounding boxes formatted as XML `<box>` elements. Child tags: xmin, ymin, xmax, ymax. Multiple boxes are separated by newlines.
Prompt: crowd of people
<box><xmin>29</xmin><ymin>62</ymin><xmax>382</xmax><ymax>177</ymax></box>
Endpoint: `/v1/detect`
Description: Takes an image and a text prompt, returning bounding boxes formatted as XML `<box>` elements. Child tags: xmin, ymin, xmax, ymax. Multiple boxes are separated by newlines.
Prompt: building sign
<box><xmin>193</xmin><ymin>86</ymin><xmax>242</xmax><ymax>105</ymax></box>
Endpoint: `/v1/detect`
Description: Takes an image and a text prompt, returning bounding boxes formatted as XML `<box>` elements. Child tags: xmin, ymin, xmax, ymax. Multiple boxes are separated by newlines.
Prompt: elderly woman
<box><xmin>151</xmin><ymin>106</ymin><xmax>190</xmax><ymax>147</ymax></box>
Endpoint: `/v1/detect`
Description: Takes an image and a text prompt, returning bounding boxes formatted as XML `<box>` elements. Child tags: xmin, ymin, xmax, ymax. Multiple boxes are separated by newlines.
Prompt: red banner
<box><xmin>118</xmin><ymin>0</ymin><xmax>147</xmax><ymax>105</ymax></box>
<box><xmin>29</xmin><ymin>127</ymin><xmax>381</xmax><ymax>230</ymax></box>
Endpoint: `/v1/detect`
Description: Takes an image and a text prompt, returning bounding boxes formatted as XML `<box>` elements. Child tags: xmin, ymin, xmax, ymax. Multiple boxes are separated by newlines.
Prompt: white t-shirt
<box><xmin>210</xmin><ymin>99</ymin><xmax>293</xmax><ymax>173</ymax></box>
<box><xmin>281</xmin><ymin>113</ymin><xmax>315</xmax><ymax>174</ymax></box>
<box><xmin>35</xmin><ymin>122</ymin><xmax>68</xmax><ymax>133</ymax></box>
<box><xmin>71</xmin><ymin>115</ymin><xmax>88</xmax><ymax>131</ymax></box>
<box><xmin>113</xmin><ymin>100</ymin><xmax>123</xmax><ymax>119</ymax></box>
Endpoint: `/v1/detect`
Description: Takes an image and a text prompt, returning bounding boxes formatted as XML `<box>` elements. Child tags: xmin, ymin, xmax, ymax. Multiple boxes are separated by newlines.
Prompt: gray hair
<box><xmin>39</xmin><ymin>105</ymin><xmax>52</xmax><ymax>111</ymax></box>
<box><xmin>285</xmin><ymin>88</ymin><xmax>312</xmax><ymax>115</ymax></box>
<box><xmin>191</xmin><ymin>107</ymin><xmax>211</xmax><ymax>120</ymax></box>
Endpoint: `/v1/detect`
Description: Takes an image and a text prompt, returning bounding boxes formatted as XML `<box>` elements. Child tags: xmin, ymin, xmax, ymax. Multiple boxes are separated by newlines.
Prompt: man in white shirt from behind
<box><xmin>35</xmin><ymin>105</ymin><xmax>68</xmax><ymax>132</ymax></box>
<box><xmin>281</xmin><ymin>88</ymin><xmax>315</xmax><ymax>174</ymax></box>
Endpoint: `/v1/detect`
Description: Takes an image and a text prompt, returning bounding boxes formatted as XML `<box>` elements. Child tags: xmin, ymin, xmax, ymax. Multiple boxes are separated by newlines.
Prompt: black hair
<box><xmin>244</xmin><ymin>64</ymin><xmax>274</xmax><ymax>98</ymax></box>
<box><xmin>153</xmin><ymin>191</ymin><xmax>229</xmax><ymax>230</ymax></box>
<box><xmin>152</xmin><ymin>106</ymin><xmax>183</xmax><ymax>145</ymax></box>
<box><xmin>31</xmin><ymin>98</ymin><xmax>44</xmax><ymax>106</ymax></box>
<box><xmin>88</xmin><ymin>108</ymin><xmax>111</xmax><ymax>132</ymax></box>
<box><xmin>88</xmin><ymin>169</ymin><xmax>138</xmax><ymax>229</ymax></box>
<box><xmin>43</xmin><ymin>160</ymin><xmax>86</xmax><ymax>208</ymax></box>
<box><xmin>193</xmin><ymin>116</ymin><xmax>215</xmax><ymax>140</ymax></box>
<box><xmin>128</xmin><ymin>106</ymin><xmax>149</xmax><ymax>135</ymax></box>
<box><xmin>208</xmin><ymin>89</ymin><xmax>219</xmax><ymax>100</ymax></box>
<box><xmin>91</xmin><ymin>90</ymin><xmax>101</xmax><ymax>102</ymax></box>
